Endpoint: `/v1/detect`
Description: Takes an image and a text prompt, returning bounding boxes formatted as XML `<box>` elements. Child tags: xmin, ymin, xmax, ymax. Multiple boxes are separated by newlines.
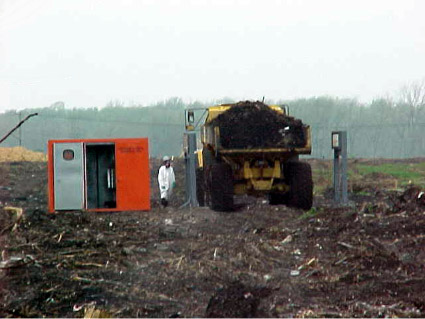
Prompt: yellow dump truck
<box><xmin>194</xmin><ymin>101</ymin><xmax>313</xmax><ymax>211</ymax></box>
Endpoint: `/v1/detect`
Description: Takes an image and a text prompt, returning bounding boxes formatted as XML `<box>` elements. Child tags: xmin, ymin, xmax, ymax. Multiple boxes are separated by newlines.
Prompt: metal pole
<box><xmin>181</xmin><ymin>131</ymin><xmax>199</xmax><ymax>208</ymax></box>
<box><xmin>18</xmin><ymin>112</ymin><xmax>22</xmax><ymax>146</ymax></box>
<box><xmin>333</xmin><ymin>148</ymin><xmax>341</xmax><ymax>202</ymax></box>
<box><xmin>0</xmin><ymin>113</ymin><xmax>38</xmax><ymax>145</ymax></box>
<box><xmin>341</xmin><ymin>131</ymin><xmax>348</xmax><ymax>204</ymax></box>
<box><xmin>332</xmin><ymin>131</ymin><xmax>348</xmax><ymax>205</ymax></box>
<box><xmin>188</xmin><ymin>131</ymin><xmax>199</xmax><ymax>207</ymax></box>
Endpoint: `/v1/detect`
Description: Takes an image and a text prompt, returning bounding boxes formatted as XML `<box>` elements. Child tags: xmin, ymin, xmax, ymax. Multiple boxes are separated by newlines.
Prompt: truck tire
<box><xmin>210</xmin><ymin>163</ymin><xmax>234</xmax><ymax>211</ymax></box>
<box><xmin>269</xmin><ymin>192</ymin><xmax>285</xmax><ymax>205</ymax></box>
<box><xmin>285</xmin><ymin>161</ymin><xmax>313</xmax><ymax>210</ymax></box>
<box><xmin>196</xmin><ymin>168</ymin><xmax>205</xmax><ymax>207</ymax></box>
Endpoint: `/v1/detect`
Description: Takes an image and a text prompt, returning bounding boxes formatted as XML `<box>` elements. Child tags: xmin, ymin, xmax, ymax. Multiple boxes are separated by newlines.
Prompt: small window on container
<box><xmin>63</xmin><ymin>149</ymin><xmax>74</xmax><ymax>161</ymax></box>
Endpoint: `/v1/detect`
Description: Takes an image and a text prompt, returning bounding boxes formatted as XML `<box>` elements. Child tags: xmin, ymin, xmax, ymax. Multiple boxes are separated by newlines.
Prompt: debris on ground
<box><xmin>1</xmin><ymin>156</ymin><xmax>425</xmax><ymax>317</ymax></box>
<box><xmin>205</xmin><ymin>282</ymin><xmax>270</xmax><ymax>318</ymax></box>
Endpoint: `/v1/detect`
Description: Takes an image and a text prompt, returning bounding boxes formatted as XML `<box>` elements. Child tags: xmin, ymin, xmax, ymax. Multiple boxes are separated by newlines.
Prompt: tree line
<box><xmin>0</xmin><ymin>81</ymin><xmax>424</xmax><ymax>159</ymax></box>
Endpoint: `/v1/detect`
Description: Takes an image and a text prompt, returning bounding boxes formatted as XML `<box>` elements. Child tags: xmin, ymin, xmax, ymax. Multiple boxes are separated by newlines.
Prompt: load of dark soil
<box><xmin>211</xmin><ymin>101</ymin><xmax>307</xmax><ymax>149</ymax></box>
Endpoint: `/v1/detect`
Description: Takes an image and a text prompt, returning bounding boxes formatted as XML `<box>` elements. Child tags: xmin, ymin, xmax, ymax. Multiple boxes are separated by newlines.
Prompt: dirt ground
<box><xmin>1</xmin><ymin>157</ymin><xmax>425</xmax><ymax>318</ymax></box>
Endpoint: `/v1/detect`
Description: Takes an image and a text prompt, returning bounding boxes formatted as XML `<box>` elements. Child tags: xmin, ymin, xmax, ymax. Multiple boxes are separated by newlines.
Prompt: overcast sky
<box><xmin>0</xmin><ymin>0</ymin><xmax>424</xmax><ymax>111</ymax></box>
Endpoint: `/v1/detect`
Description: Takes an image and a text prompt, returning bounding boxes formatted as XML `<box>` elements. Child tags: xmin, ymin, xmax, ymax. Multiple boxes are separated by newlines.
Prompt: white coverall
<box><xmin>158</xmin><ymin>165</ymin><xmax>176</xmax><ymax>200</ymax></box>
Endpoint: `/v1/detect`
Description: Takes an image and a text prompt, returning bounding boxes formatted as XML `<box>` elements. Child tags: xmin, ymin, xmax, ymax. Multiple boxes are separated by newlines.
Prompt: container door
<box><xmin>115</xmin><ymin>139</ymin><xmax>150</xmax><ymax>210</ymax></box>
<box><xmin>54</xmin><ymin>142</ymin><xmax>84</xmax><ymax>210</ymax></box>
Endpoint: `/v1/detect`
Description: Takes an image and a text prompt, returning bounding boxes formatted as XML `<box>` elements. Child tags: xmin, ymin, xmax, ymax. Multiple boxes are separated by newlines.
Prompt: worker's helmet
<box><xmin>163</xmin><ymin>155</ymin><xmax>170</xmax><ymax>162</ymax></box>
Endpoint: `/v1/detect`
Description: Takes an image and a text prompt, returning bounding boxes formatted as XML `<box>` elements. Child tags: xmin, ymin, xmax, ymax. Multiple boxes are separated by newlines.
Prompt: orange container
<box><xmin>48</xmin><ymin>138</ymin><xmax>150</xmax><ymax>212</ymax></box>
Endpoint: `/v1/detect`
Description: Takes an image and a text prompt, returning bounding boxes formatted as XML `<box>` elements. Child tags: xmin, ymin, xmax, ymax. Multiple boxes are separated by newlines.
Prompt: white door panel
<box><xmin>53</xmin><ymin>143</ymin><xmax>84</xmax><ymax>210</ymax></box>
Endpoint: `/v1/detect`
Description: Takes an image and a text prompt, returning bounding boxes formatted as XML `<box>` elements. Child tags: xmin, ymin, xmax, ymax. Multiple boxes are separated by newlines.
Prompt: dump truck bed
<box><xmin>217</xmin><ymin>126</ymin><xmax>311</xmax><ymax>155</ymax></box>
<box><xmin>202</xmin><ymin>101</ymin><xmax>311</xmax><ymax>155</ymax></box>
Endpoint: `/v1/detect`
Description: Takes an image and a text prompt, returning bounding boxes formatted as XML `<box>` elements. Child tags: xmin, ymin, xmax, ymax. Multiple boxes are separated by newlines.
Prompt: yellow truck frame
<box><xmin>194</xmin><ymin>103</ymin><xmax>313</xmax><ymax>211</ymax></box>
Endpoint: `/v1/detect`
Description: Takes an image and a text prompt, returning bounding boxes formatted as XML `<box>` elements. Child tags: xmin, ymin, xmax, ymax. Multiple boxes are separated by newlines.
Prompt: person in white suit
<box><xmin>157</xmin><ymin>156</ymin><xmax>176</xmax><ymax>207</ymax></box>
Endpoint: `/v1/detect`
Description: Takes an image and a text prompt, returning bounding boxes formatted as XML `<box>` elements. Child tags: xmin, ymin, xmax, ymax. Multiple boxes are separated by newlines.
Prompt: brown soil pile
<box><xmin>364</xmin><ymin>185</ymin><xmax>425</xmax><ymax>215</ymax></box>
<box><xmin>211</xmin><ymin>101</ymin><xmax>307</xmax><ymax>149</ymax></box>
<box><xmin>0</xmin><ymin>147</ymin><xmax>47</xmax><ymax>162</ymax></box>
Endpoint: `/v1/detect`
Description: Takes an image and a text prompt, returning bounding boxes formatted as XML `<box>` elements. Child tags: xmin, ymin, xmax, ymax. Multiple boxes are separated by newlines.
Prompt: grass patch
<box><xmin>310</xmin><ymin>160</ymin><xmax>425</xmax><ymax>195</ymax></box>
<box><xmin>299</xmin><ymin>207</ymin><xmax>321</xmax><ymax>220</ymax></box>
<box><xmin>356</xmin><ymin>163</ymin><xmax>425</xmax><ymax>187</ymax></box>
<box><xmin>353</xmin><ymin>190</ymin><xmax>373</xmax><ymax>196</ymax></box>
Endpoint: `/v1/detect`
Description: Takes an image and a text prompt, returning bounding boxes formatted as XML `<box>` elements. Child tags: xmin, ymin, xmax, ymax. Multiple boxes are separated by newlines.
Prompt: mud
<box><xmin>211</xmin><ymin>101</ymin><xmax>307</xmax><ymax>149</ymax></box>
<box><xmin>1</xmin><ymin>158</ymin><xmax>425</xmax><ymax>317</ymax></box>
